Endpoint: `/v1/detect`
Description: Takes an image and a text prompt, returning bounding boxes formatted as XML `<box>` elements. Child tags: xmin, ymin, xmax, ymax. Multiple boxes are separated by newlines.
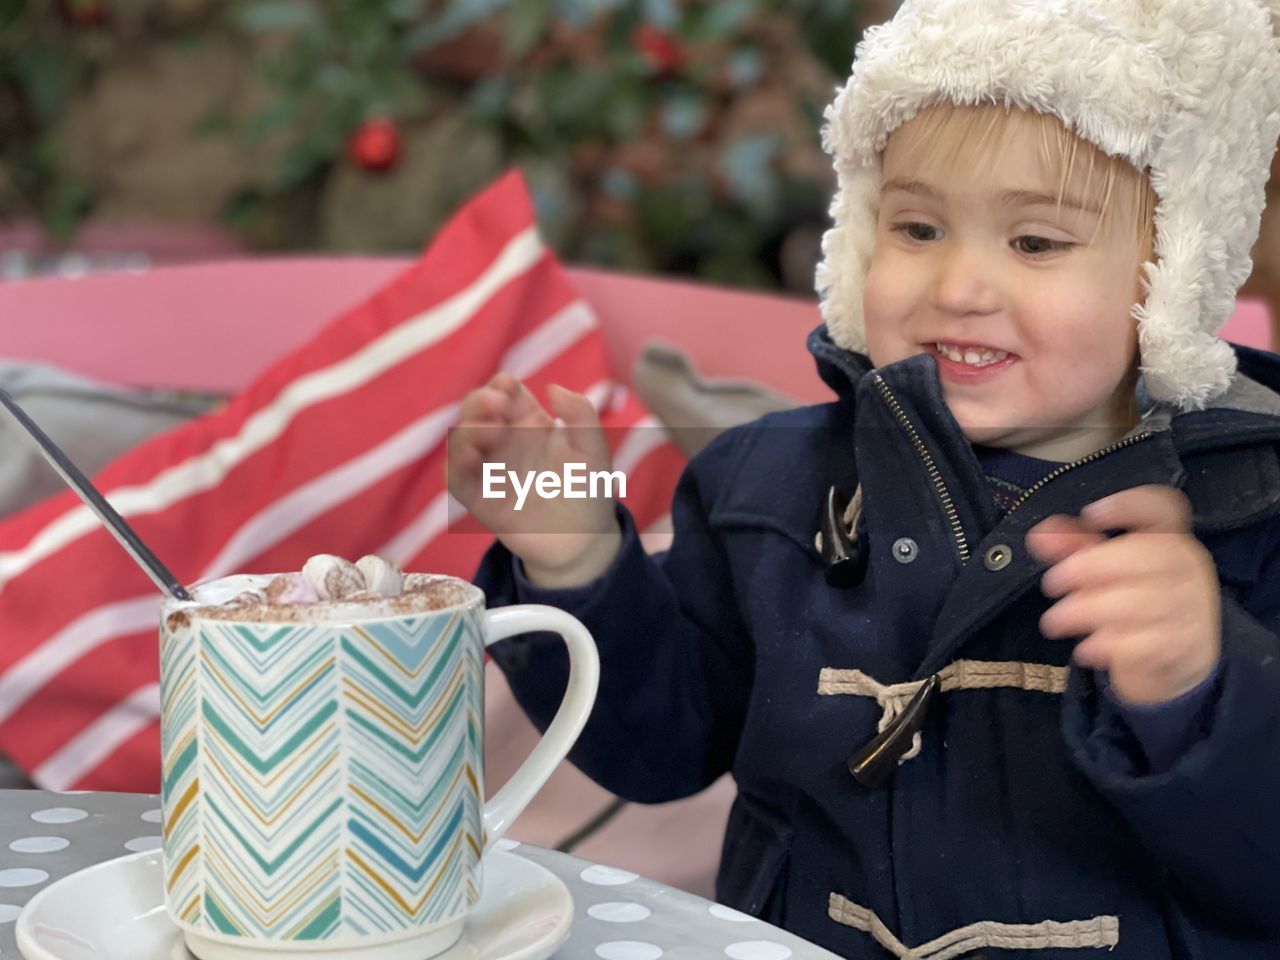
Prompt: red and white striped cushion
<box><xmin>0</xmin><ymin>171</ymin><xmax>685</xmax><ymax>792</ymax></box>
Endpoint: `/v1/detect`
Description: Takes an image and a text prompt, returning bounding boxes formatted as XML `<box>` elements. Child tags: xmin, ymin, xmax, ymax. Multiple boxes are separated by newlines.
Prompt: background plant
<box><xmin>0</xmin><ymin>0</ymin><xmax>871</xmax><ymax>290</ymax></box>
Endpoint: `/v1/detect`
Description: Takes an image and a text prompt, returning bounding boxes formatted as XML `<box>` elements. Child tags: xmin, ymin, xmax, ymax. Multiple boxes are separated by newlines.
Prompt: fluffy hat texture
<box><xmin>816</xmin><ymin>0</ymin><xmax>1280</xmax><ymax>410</ymax></box>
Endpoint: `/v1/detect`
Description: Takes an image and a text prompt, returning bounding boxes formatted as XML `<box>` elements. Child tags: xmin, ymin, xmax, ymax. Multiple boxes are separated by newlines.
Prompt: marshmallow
<box><xmin>263</xmin><ymin>572</ymin><xmax>322</xmax><ymax>605</ymax></box>
<box><xmin>302</xmin><ymin>554</ymin><xmax>366</xmax><ymax>601</ymax></box>
<box><xmin>356</xmin><ymin>555</ymin><xmax>404</xmax><ymax>598</ymax></box>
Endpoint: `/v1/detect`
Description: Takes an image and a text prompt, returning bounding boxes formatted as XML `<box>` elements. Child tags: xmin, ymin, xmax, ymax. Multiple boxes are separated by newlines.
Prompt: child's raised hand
<box><xmin>1025</xmin><ymin>485</ymin><xmax>1221</xmax><ymax>705</ymax></box>
<box><xmin>448</xmin><ymin>372</ymin><xmax>621</xmax><ymax>587</ymax></box>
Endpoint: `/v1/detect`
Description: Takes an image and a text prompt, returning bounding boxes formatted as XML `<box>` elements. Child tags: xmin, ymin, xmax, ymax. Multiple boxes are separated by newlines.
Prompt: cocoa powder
<box><xmin>182</xmin><ymin>574</ymin><xmax>477</xmax><ymax>623</ymax></box>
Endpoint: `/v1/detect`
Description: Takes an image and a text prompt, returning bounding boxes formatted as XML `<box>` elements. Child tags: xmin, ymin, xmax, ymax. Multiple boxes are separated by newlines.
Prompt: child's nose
<box><xmin>929</xmin><ymin>243</ymin><xmax>1002</xmax><ymax>316</ymax></box>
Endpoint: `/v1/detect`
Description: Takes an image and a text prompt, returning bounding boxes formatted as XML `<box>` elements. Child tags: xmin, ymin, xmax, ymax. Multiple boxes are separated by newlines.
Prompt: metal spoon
<box><xmin>0</xmin><ymin>387</ymin><xmax>191</xmax><ymax>600</ymax></box>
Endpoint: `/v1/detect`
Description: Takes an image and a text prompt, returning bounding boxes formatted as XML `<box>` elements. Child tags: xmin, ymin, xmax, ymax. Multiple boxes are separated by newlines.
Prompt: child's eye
<box><xmin>1014</xmin><ymin>235</ymin><xmax>1074</xmax><ymax>256</ymax></box>
<box><xmin>889</xmin><ymin>224</ymin><xmax>1074</xmax><ymax>256</ymax></box>
<box><xmin>890</xmin><ymin>222</ymin><xmax>939</xmax><ymax>243</ymax></box>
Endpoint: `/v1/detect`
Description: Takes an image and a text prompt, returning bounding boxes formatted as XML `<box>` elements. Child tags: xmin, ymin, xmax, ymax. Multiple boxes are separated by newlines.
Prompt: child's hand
<box><xmin>1025</xmin><ymin>485</ymin><xmax>1221</xmax><ymax>705</ymax></box>
<box><xmin>448</xmin><ymin>373</ymin><xmax>621</xmax><ymax>588</ymax></box>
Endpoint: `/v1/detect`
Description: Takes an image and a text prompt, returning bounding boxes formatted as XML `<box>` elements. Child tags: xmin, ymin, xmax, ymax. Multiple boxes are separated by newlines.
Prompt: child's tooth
<box><xmin>963</xmin><ymin>349</ymin><xmax>982</xmax><ymax>365</ymax></box>
<box><xmin>978</xmin><ymin>350</ymin><xmax>995</xmax><ymax>364</ymax></box>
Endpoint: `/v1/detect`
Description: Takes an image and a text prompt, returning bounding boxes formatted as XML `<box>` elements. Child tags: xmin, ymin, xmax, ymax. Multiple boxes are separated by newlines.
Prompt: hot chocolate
<box><xmin>158</xmin><ymin>562</ymin><xmax>597</xmax><ymax>960</ymax></box>
<box><xmin>170</xmin><ymin>554</ymin><xmax>479</xmax><ymax>626</ymax></box>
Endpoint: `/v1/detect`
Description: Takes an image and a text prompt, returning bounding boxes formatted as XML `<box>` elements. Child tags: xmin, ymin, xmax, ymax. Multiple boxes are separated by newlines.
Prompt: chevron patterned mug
<box><xmin>158</xmin><ymin>572</ymin><xmax>599</xmax><ymax>960</ymax></box>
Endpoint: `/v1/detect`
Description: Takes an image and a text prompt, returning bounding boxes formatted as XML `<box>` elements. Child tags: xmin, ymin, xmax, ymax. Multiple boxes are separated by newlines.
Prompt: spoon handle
<box><xmin>0</xmin><ymin>388</ymin><xmax>191</xmax><ymax>600</ymax></box>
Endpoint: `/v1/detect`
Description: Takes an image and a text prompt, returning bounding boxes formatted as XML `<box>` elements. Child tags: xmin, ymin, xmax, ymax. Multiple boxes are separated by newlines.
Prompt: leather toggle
<box><xmin>819</xmin><ymin>485</ymin><xmax>866</xmax><ymax>587</ymax></box>
<box><xmin>846</xmin><ymin>674</ymin><xmax>940</xmax><ymax>789</ymax></box>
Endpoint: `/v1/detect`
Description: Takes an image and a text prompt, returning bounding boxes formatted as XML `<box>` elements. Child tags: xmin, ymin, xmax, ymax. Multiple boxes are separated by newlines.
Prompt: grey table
<box><xmin>0</xmin><ymin>789</ymin><xmax>839</xmax><ymax>960</ymax></box>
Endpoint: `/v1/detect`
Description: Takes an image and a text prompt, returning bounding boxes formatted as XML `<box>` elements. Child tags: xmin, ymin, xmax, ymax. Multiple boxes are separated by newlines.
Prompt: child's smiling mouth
<box><xmin>924</xmin><ymin>341</ymin><xmax>1020</xmax><ymax>384</ymax></box>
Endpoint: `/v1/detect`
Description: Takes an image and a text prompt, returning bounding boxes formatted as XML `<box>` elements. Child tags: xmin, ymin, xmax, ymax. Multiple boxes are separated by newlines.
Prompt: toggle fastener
<box><xmin>818</xmin><ymin>484</ymin><xmax>866</xmax><ymax>587</ymax></box>
<box><xmin>846</xmin><ymin>674</ymin><xmax>940</xmax><ymax>789</ymax></box>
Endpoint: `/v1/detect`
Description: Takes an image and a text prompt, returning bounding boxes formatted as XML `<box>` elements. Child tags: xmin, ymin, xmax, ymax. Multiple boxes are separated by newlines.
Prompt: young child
<box><xmin>448</xmin><ymin>1</ymin><xmax>1280</xmax><ymax>956</ymax></box>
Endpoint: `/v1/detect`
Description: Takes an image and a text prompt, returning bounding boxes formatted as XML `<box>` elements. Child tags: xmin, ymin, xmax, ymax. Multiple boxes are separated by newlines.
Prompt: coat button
<box><xmin>983</xmin><ymin>544</ymin><xmax>1013</xmax><ymax>571</ymax></box>
<box><xmin>892</xmin><ymin>538</ymin><xmax>919</xmax><ymax>564</ymax></box>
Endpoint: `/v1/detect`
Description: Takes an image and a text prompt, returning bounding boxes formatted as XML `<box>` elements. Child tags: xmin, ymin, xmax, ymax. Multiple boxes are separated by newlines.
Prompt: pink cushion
<box><xmin>0</xmin><ymin>172</ymin><xmax>684</xmax><ymax>792</ymax></box>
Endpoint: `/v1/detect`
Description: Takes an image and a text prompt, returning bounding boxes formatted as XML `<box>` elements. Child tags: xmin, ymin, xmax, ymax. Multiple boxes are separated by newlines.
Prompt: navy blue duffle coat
<box><xmin>476</xmin><ymin>327</ymin><xmax>1280</xmax><ymax>959</ymax></box>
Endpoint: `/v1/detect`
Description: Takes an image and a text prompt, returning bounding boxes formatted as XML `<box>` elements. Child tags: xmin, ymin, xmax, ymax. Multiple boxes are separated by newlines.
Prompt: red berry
<box><xmin>62</xmin><ymin>0</ymin><xmax>107</xmax><ymax>25</ymax></box>
<box><xmin>632</xmin><ymin>25</ymin><xmax>684</xmax><ymax>75</ymax></box>
<box><xmin>348</xmin><ymin>118</ymin><xmax>401</xmax><ymax>172</ymax></box>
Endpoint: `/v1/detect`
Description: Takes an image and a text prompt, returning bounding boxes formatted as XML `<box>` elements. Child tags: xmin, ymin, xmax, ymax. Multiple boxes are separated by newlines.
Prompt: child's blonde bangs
<box><xmin>889</xmin><ymin>101</ymin><xmax>1157</xmax><ymax>260</ymax></box>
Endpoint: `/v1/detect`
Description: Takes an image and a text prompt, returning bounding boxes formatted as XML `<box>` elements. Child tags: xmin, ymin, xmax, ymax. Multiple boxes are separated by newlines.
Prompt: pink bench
<box><xmin>0</xmin><ymin>258</ymin><xmax>836</xmax><ymax>401</ymax></box>
<box><xmin>0</xmin><ymin>259</ymin><xmax>1272</xmax><ymax>898</ymax></box>
<box><xmin>1</xmin><ymin>255</ymin><xmax>1269</xmax><ymax>396</ymax></box>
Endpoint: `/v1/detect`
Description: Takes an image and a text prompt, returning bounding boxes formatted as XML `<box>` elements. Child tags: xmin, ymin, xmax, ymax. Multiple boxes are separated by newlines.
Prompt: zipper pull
<box><xmin>847</xmin><ymin>674</ymin><xmax>940</xmax><ymax>789</ymax></box>
<box><xmin>819</xmin><ymin>485</ymin><xmax>866</xmax><ymax>587</ymax></box>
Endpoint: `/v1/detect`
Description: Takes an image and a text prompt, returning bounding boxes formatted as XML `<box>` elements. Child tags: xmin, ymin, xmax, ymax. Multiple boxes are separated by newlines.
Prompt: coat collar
<box><xmin>806</xmin><ymin>323</ymin><xmax>1280</xmax><ymax>537</ymax></box>
<box><xmin>806</xmin><ymin>323</ymin><xmax>1280</xmax><ymax>453</ymax></box>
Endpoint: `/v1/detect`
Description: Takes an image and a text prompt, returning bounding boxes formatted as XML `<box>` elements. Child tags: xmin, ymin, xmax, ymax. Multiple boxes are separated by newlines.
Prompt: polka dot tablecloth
<box><xmin>0</xmin><ymin>790</ymin><xmax>841</xmax><ymax>960</ymax></box>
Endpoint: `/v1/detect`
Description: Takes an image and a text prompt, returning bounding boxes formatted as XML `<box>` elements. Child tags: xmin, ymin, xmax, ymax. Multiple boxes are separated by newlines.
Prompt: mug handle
<box><xmin>480</xmin><ymin>604</ymin><xmax>600</xmax><ymax>851</ymax></box>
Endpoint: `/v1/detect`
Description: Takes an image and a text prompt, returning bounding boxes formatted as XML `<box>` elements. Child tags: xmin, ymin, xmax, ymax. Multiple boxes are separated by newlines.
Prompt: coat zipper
<box><xmin>872</xmin><ymin>374</ymin><xmax>971</xmax><ymax>563</ymax></box>
<box><xmin>873</xmin><ymin>374</ymin><xmax>1157</xmax><ymax>559</ymax></box>
<box><xmin>1005</xmin><ymin>432</ymin><xmax>1154</xmax><ymax>517</ymax></box>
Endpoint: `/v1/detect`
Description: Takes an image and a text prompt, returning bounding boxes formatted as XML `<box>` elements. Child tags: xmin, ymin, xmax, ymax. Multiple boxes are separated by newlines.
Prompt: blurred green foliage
<box><xmin>1</xmin><ymin>0</ymin><xmax>866</xmax><ymax>288</ymax></box>
<box><xmin>0</xmin><ymin>0</ymin><xmax>99</xmax><ymax>239</ymax></box>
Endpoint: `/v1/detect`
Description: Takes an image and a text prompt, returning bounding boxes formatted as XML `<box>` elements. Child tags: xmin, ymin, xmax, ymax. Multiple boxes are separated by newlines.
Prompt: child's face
<box><xmin>864</xmin><ymin>114</ymin><xmax>1149</xmax><ymax>461</ymax></box>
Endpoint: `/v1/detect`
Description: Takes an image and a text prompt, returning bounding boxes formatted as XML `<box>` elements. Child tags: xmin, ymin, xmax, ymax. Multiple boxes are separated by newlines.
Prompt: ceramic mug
<box><xmin>158</xmin><ymin>574</ymin><xmax>598</xmax><ymax>960</ymax></box>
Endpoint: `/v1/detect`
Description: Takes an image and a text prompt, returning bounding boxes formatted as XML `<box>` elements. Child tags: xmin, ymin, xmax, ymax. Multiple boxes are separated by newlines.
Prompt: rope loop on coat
<box><xmin>817</xmin><ymin>660</ymin><xmax>1071</xmax><ymax>764</ymax></box>
<box><xmin>828</xmin><ymin>894</ymin><xmax>1119</xmax><ymax>959</ymax></box>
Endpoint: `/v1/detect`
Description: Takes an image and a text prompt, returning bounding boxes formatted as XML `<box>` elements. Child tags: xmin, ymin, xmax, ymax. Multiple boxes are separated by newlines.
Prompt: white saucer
<box><xmin>16</xmin><ymin>848</ymin><xmax>573</xmax><ymax>960</ymax></box>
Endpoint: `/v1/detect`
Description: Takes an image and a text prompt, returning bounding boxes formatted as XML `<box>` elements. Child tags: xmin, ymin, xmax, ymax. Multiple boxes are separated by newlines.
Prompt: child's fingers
<box><xmin>1069</xmin><ymin>629</ymin><xmax>1126</xmax><ymax>672</ymax></box>
<box><xmin>487</xmin><ymin>371</ymin><xmax>520</xmax><ymax>394</ymax></box>
<box><xmin>1079</xmin><ymin>485</ymin><xmax>1192</xmax><ymax>534</ymax></box>
<box><xmin>444</xmin><ymin>449</ymin><xmax>479</xmax><ymax>501</ymax></box>
<box><xmin>1025</xmin><ymin>514</ymin><xmax>1106</xmax><ymax>565</ymax></box>
<box><xmin>1039</xmin><ymin>534</ymin><xmax>1177</xmax><ymax>598</ymax></box>
<box><xmin>446</xmin><ymin>439</ymin><xmax>487</xmax><ymax>478</ymax></box>
<box><xmin>455</xmin><ymin>381</ymin><xmax>542</xmax><ymax>459</ymax></box>
<box><xmin>504</xmin><ymin>379</ymin><xmax>555</xmax><ymax>429</ymax></box>
<box><xmin>451</xmin><ymin>389</ymin><xmax>513</xmax><ymax>462</ymax></box>
<box><xmin>459</xmin><ymin>385</ymin><xmax>512</xmax><ymax>426</ymax></box>
<box><xmin>1070</xmin><ymin>626</ymin><xmax>1179</xmax><ymax>679</ymax></box>
<box><xmin>451</xmin><ymin>420</ymin><xmax>510</xmax><ymax>459</ymax></box>
<box><xmin>547</xmin><ymin>384</ymin><xmax>612</xmax><ymax>464</ymax></box>
<box><xmin>477</xmin><ymin>373</ymin><xmax>554</xmax><ymax>428</ymax></box>
<box><xmin>1039</xmin><ymin>582</ymin><xmax>1146</xmax><ymax>640</ymax></box>
<box><xmin>546</xmin><ymin>383</ymin><xmax>598</xmax><ymax>426</ymax></box>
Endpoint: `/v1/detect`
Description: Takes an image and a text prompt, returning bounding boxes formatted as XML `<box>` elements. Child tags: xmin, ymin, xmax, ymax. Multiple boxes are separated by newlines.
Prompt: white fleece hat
<box><xmin>816</xmin><ymin>0</ymin><xmax>1280</xmax><ymax>410</ymax></box>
